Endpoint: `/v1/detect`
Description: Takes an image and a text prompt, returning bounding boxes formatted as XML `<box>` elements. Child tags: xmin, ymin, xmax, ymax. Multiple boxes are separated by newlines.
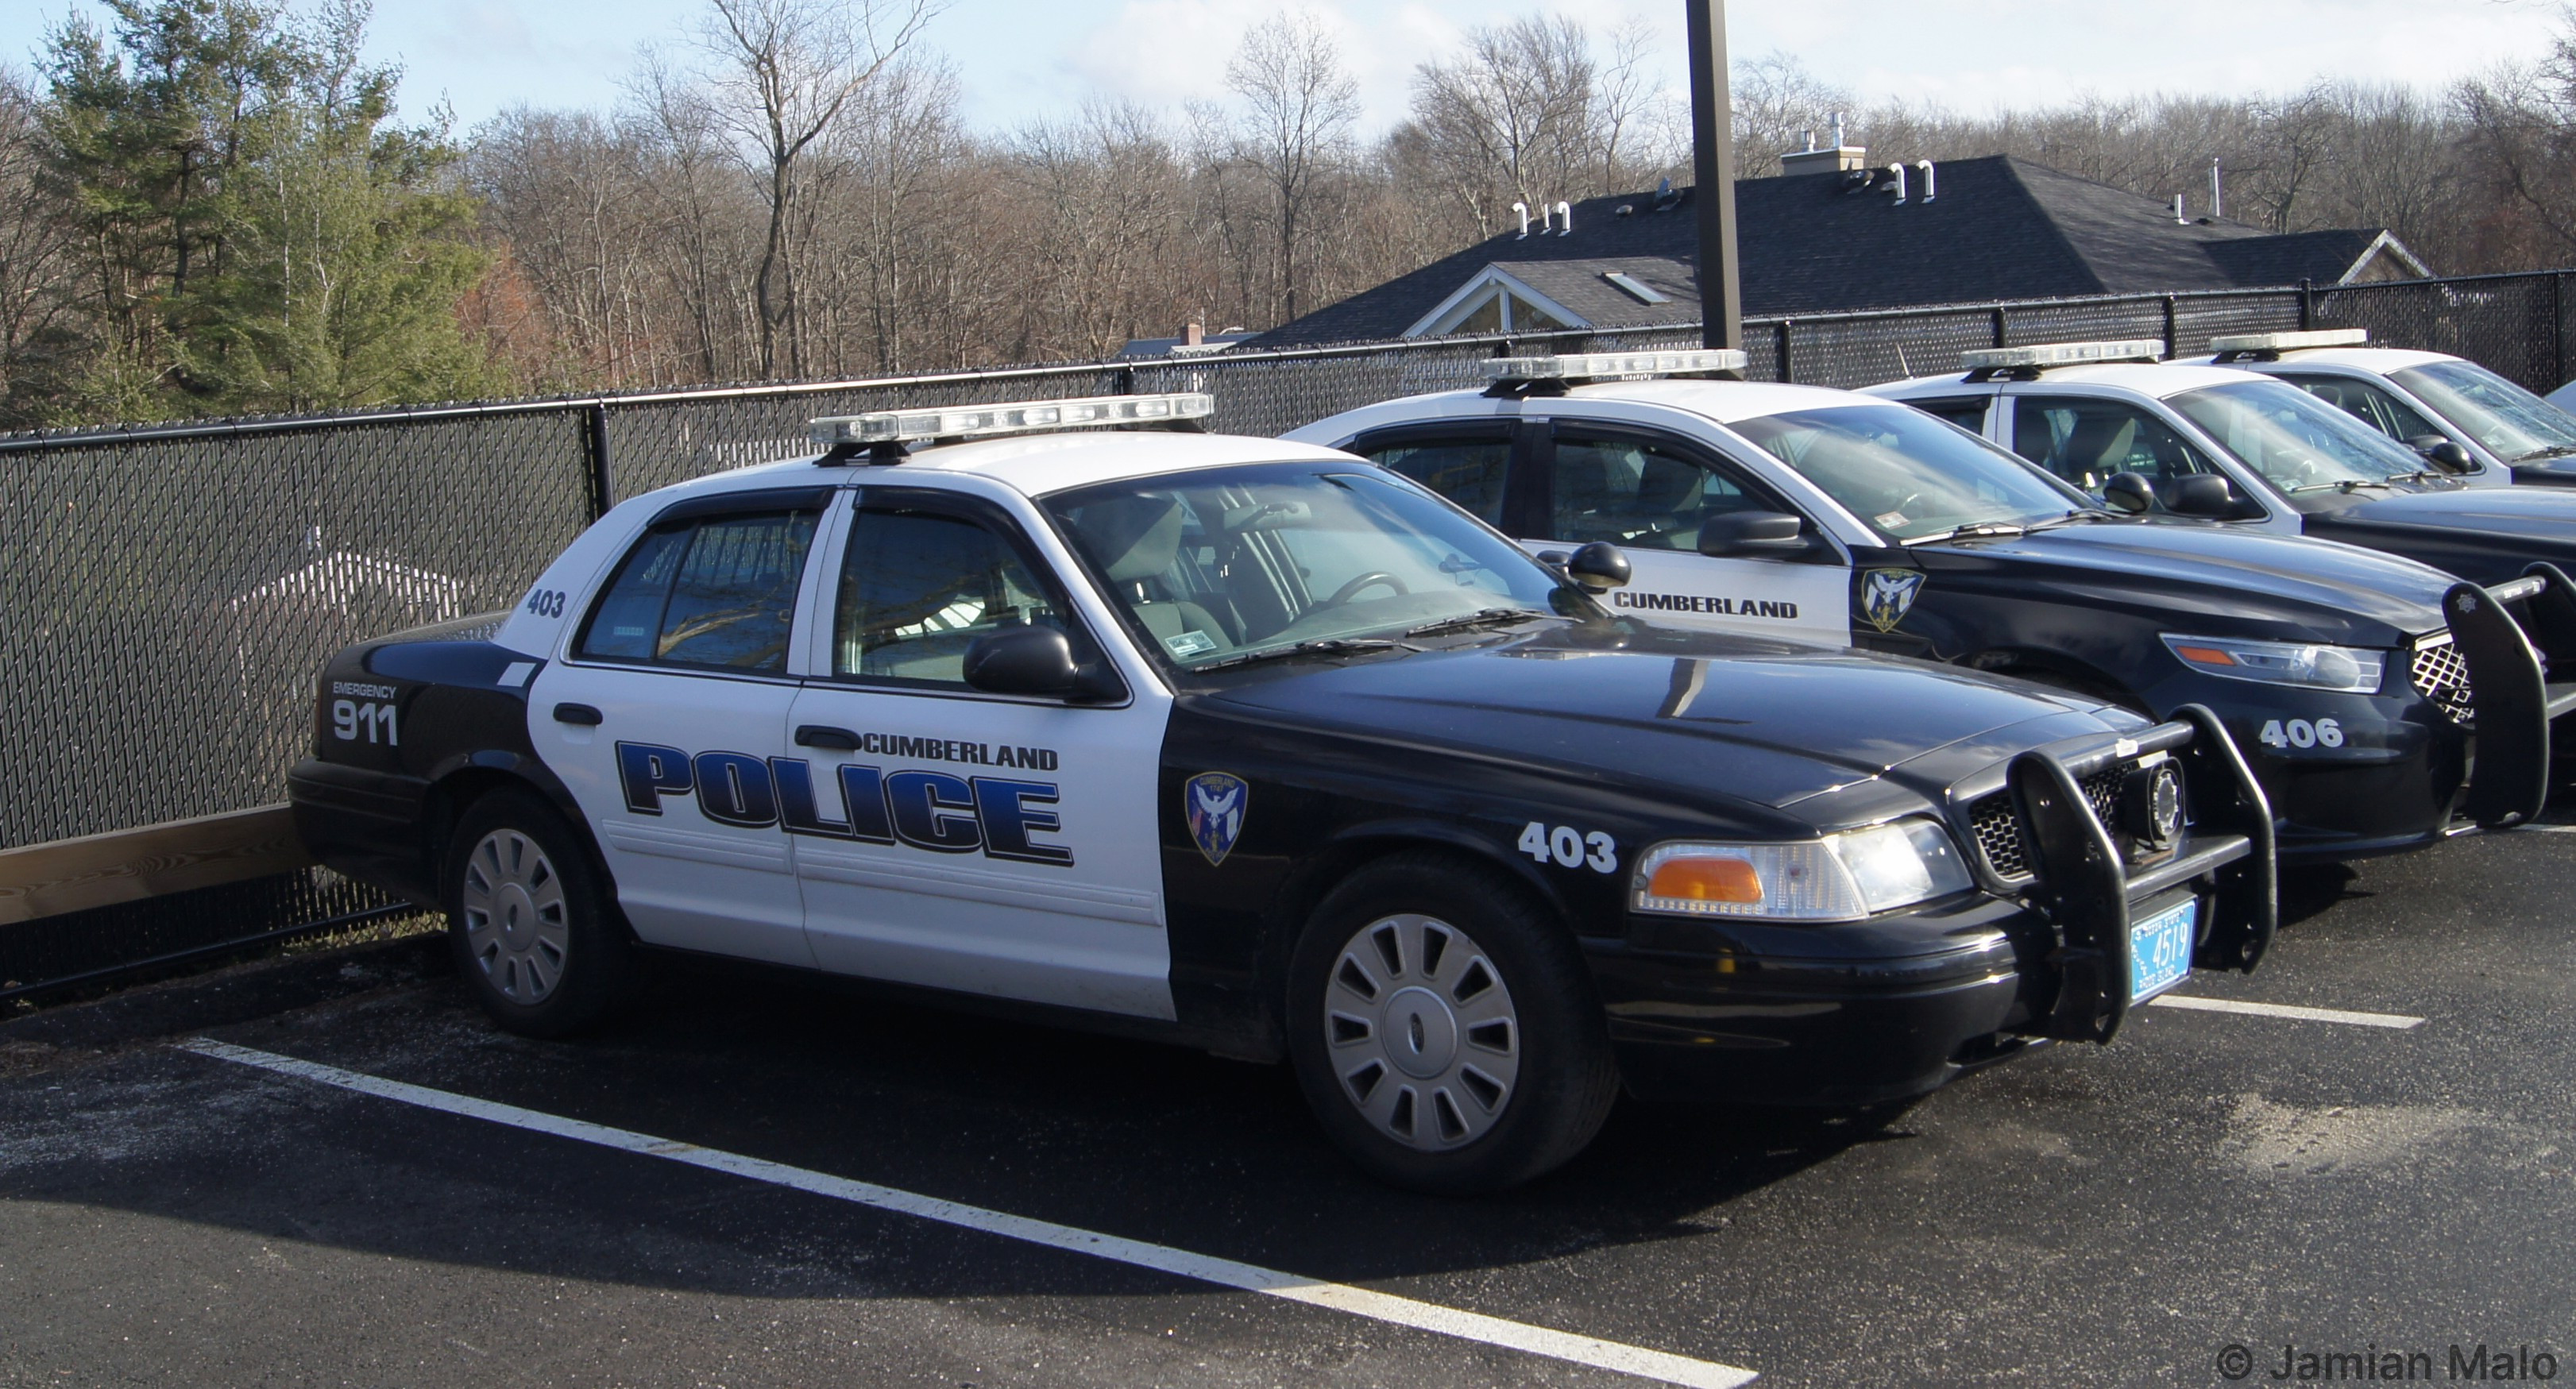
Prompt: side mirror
<box><xmin>1697</xmin><ymin>510</ymin><xmax>1809</xmax><ymax>557</ymax></box>
<box><xmin>2163</xmin><ymin>473</ymin><xmax>2238</xmax><ymax>519</ymax></box>
<box><xmin>1565</xmin><ymin>542</ymin><xmax>1632</xmax><ymax>592</ymax></box>
<box><xmin>2102</xmin><ymin>471</ymin><xmax>2156</xmax><ymax>515</ymax></box>
<box><xmin>2420</xmin><ymin>440</ymin><xmax>2474</xmax><ymax>475</ymax></box>
<box><xmin>964</xmin><ymin>626</ymin><xmax>1114</xmax><ymax>700</ymax></box>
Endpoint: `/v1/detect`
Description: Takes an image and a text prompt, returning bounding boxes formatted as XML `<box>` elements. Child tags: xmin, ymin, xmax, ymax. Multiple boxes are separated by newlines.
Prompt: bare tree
<box><xmin>1225</xmin><ymin>14</ymin><xmax>1358</xmax><ymax>325</ymax></box>
<box><xmin>693</xmin><ymin>0</ymin><xmax>939</xmax><ymax>377</ymax></box>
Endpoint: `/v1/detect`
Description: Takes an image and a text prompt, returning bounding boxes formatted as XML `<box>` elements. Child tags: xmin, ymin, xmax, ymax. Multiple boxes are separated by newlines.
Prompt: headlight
<box><xmin>2161</xmin><ymin>634</ymin><xmax>2385</xmax><ymax>693</ymax></box>
<box><xmin>1632</xmin><ymin>819</ymin><xmax>1974</xmax><ymax>921</ymax></box>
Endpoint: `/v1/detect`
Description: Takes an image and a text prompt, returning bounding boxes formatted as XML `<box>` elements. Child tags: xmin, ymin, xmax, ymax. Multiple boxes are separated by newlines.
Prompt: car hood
<box><xmin>1923</xmin><ymin>520</ymin><xmax>2454</xmax><ymax>642</ymax></box>
<box><xmin>2304</xmin><ymin>485</ymin><xmax>2576</xmax><ymax>567</ymax></box>
<box><xmin>1197</xmin><ymin>623</ymin><xmax>2135</xmax><ymax>820</ymax></box>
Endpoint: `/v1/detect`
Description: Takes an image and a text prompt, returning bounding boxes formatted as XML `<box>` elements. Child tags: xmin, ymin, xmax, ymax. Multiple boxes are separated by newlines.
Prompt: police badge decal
<box><xmin>1861</xmin><ymin>569</ymin><xmax>1927</xmax><ymax>634</ymax></box>
<box><xmin>1184</xmin><ymin>771</ymin><xmax>1249</xmax><ymax>866</ymax></box>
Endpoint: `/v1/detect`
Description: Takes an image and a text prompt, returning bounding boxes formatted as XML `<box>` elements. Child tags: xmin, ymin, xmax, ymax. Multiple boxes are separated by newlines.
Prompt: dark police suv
<box><xmin>1287</xmin><ymin>350</ymin><xmax>2576</xmax><ymax>863</ymax></box>
<box><xmin>290</xmin><ymin>392</ymin><xmax>2268</xmax><ymax>1193</ymax></box>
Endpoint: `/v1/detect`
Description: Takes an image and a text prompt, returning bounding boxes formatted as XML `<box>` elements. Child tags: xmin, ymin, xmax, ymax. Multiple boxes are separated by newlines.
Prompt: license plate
<box><xmin>2129</xmin><ymin>898</ymin><xmax>2199</xmax><ymax>1004</ymax></box>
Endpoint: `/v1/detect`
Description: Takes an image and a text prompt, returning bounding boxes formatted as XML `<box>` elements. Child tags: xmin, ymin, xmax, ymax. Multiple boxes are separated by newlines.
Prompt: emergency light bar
<box><xmin>2207</xmin><ymin>328</ymin><xmax>2369</xmax><ymax>353</ymax></box>
<box><xmin>1485</xmin><ymin>349</ymin><xmax>1748</xmax><ymax>382</ymax></box>
<box><xmin>808</xmin><ymin>392</ymin><xmax>1214</xmax><ymax>449</ymax></box>
<box><xmin>1959</xmin><ymin>339</ymin><xmax>2166</xmax><ymax>371</ymax></box>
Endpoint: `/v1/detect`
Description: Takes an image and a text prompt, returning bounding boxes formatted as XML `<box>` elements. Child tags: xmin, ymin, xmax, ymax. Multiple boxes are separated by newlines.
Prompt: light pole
<box><xmin>1684</xmin><ymin>0</ymin><xmax>1743</xmax><ymax>353</ymax></box>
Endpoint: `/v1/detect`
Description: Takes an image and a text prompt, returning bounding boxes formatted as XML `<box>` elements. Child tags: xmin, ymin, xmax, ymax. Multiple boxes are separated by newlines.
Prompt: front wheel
<box><xmin>444</xmin><ymin>788</ymin><xmax>635</xmax><ymax>1038</ymax></box>
<box><xmin>1287</xmin><ymin>853</ymin><xmax>1618</xmax><ymax>1194</ymax></box>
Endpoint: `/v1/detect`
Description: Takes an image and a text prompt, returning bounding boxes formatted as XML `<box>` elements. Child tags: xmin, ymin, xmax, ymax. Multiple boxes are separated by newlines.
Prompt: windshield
<box><xmin>2166</xmin><ymin>380</ymin><xmax>2427</xmax><ymax>491</ymax></box>
<box><xmin>1728</xmin><ymin>403</ymin><xmax>2090</xmax><ymax>540</ymax></box>
<box><xmin>1043</xmin><ymin>461</ymin><xmax>1585</xmax><ymax>670</ymax></box>
<box><xmin>2389</xmin><ymin>360</ymin><xmax>2576</xmax><ymax>460</ymax></box>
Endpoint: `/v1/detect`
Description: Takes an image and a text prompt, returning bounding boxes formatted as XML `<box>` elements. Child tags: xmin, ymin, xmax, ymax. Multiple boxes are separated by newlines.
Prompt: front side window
<box><xmin>833</xmin><ymin>508</ymin><xmax>1072</xmax><ymax>688</ymax></box>
<box><xmin>1366</xmin><ymin>439</ymin><xmax>1511</xmax><ymax>526</ymax></box>
<box><xmin>2389</xmin><ymin>360</ymin><xmax>2576</xmax><ymax>461</ymax></box>
<box><xmin>576</xmin><ymin>509</ymin><xmax>817</xmax><ymax>670</ymax></box>
<box><xmin>1549</xmin><ymin>434</ymin><xmax>1758</xmax><ymax>551</ymax></box>
<box><xmin>2283</xmin><ymin>375</ymin><xmax>2441</xmax><ymax>444</ymax></box>
<box><xmin>1045</xmin><ymin>461</ymin><xmax>1583</xmax><ymax>670</ymax></box>
<box><xmin>2011</xmin><ymin>396</ymin><xmax>2222</xmax><ymax>494</ymax></box>
<box><xmin>2165</xmin><ymin>380</ymin><xmax>2427</xmax><ymax>492</ymax></box>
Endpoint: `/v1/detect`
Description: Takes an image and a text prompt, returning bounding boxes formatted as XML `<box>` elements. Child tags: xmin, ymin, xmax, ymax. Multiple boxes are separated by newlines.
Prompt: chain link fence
<box><xmin>5</xmin><ymin>266</ymin><xmax>2572</xmax><ymax>996</ymax></box>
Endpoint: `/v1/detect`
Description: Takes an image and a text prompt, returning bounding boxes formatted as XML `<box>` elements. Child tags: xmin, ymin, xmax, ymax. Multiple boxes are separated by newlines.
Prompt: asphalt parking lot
<box><xmin>3</xmin><ymin>828</ymin><xmax>2571</xmax><ymax>1389</ymax></box>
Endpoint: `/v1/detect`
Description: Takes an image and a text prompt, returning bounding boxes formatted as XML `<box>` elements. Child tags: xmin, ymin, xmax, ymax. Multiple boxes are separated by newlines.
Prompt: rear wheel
<box><xmin>444</xmin><ymin>789</ymin><xmax>634</xmax><ymax>1037</ymax></box>
<box><xmin>1287</xmin><ymin>853</ymin><xmax>1618</xmax><ymax>1194</ymax></box>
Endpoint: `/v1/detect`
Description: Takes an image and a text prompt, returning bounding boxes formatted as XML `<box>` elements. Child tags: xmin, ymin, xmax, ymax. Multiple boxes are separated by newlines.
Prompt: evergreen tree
<box><xmin>37</xmin><ymin>0</ymin><xmax>500</xmax><ymax>422</ymax></box>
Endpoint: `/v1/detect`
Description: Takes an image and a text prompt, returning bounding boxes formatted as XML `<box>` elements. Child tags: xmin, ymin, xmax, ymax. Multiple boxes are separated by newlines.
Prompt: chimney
<box><xmin>1184</xmin><ymin>322</ymin><xmax>1204</xmax><ymax>347</ymax></box>
<box><xmin>1780</xmin><ymin>111</ymin><xmax>1866</xmax><ymax>176</ymax></box>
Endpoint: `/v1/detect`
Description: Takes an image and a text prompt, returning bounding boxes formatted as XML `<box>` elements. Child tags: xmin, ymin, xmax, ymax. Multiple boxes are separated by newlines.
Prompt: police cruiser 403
<box><xmin>290</xmin><ymin>392</ymin><xmax>2269</xmax><ymax>1193</ymax></box>
<box><xmin>1287</xmin><ymin>351</ymin><xmax>2576</xmax><ymax>862</ymax></box>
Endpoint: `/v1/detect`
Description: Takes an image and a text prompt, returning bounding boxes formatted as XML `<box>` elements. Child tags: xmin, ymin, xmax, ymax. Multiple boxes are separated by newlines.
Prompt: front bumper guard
<box><xmin>2009</xmin><ymin>704</ymin><xmax>2273</xmax><ymax>1046</ymax></box>
<box><xmin>2448</xmin><ymin>567</ymin><xmax>2576</xmax><ymax>829</ymax></box>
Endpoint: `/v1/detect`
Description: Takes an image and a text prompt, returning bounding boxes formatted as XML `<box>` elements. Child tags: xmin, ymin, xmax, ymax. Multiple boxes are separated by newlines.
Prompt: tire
<box><xmin>1286</xmin><ymin>851</ymin><xmax>1619</xmax><ymax>1194</ymax></box>
<box><xmin>443</xmin><ymin>787</ymin><xmax>635</xmax><ymax>1038</ymax></box>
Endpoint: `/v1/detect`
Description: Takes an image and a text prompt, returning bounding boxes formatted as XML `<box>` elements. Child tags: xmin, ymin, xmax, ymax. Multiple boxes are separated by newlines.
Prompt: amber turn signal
<box><xmin>1644</xmin><ymin>856</ymin><xmax>1764</xmax><ymax>904</ymax></box>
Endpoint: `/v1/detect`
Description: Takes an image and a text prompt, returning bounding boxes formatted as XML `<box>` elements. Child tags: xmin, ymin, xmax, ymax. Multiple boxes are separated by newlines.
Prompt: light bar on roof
<box><xmin>1485</xmin><ymin>349</ymin><xmax>1748</xmax><ymax>381</ymax></box>
<box><xmin>1959</xmin><ymin>339</ymin><xmax>2167</xmax><ymax>370</ymax></box>
<box><xmin>2207</xmin><ymin>328</ymin><xmax>2369</xmax><ymax>353</ymax></box>
<box><xmin>808</xmin><ymin>392</ymin><xmax>1214</xmax><ymax>448</ymax></box>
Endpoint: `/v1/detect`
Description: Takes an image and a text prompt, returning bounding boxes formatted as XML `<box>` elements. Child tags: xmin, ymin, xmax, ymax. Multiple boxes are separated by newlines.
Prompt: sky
<box><xmin>2</xmin><ymin>0</ymin><xmax>2566</xmax><ymax>141</ymax></box>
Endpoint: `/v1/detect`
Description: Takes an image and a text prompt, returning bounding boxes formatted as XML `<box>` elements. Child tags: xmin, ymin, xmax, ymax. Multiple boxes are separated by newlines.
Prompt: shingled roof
<box><xmin>1245</xmin><ymin>155</ymin><xmax>2425</xmax><ymax>349</ymax></box>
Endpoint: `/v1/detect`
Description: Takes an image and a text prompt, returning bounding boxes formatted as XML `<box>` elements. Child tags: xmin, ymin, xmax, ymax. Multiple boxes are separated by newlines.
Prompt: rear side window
<box><xmin>1364</xmin><ymin>440</ymin><xmax>1511</xmax><ymax>525</ymax></box>
<box><xmin>576</xmin><ymin>509</ymin><xmax>818</xmax><ymax>671</ymax></box>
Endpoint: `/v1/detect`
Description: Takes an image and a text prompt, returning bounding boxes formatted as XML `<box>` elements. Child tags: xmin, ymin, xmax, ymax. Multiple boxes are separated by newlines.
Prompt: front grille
<box><xmin>1970</xmin><ymin>795</ymin><xmax>2030</xmax><ymax>879</ymax></box>
<box><xmin>2412</xmin><ymin>636</ymin><xmax>2474</xmax><ymax>726</ymax></box>
<box><xmin>1966</xmin><ymin>762</ymin><xmax>2147</xmax><ymax>884</ymax></box>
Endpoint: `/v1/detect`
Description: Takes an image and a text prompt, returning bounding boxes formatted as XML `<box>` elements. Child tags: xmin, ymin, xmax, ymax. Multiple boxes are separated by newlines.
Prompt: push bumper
<box><xmin>2457</xmin><ymin>563</ymin><xmax>2576</xmax><ymax>830</ymax></box>
<box><xmin>1594</xmin><ymin>708</ymin><xmax>2272</xmax><ymax>1104</ymax></box>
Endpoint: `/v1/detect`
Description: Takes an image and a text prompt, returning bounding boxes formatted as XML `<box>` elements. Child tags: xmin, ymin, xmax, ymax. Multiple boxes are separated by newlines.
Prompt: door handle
<box><xmin>795</xmin><ymin>724</ymin><xmax>861</xmax><ymax>750</ymax></box>
<box><xmin>552</xmin><ymin>702</ymin><xmax>604</xmax><ymax>726</ymax></box>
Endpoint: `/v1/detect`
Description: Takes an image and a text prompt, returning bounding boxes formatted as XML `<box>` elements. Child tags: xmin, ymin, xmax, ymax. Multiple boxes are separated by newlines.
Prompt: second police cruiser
<box><xmin>1286</xmin><ymin>349</ymin><xmax>2576</xmax><ymax>863</ymax></box>
<box><xmin>288</xmin><ymin>391</ymin><xmax>2269</xmax><ymax>1193</ymax></box>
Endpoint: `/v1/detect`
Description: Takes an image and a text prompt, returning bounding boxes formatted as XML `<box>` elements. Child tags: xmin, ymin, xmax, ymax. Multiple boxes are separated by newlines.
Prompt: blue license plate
<box><xmin>2130</xmin><ymin>898</ymin><xmax>2199</xmax><ymax>1003</ymax></box>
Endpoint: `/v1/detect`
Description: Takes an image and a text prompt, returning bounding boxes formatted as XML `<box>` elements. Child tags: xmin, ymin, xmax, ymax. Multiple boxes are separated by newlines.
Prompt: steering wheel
<box><xmin>1322</xmin><ymin>571</ymin><xmax>1408</xmax><ymax>607</ymax></box>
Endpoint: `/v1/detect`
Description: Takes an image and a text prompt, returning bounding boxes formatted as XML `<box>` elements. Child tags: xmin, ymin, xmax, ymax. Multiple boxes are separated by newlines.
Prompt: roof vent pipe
<box><xmin>1555</xmin><ymin>199</ymin><xmax>1573</xmax><ymax>234</ymax></box>
<box><xmin>2210</xmin><ymin>157</ymin><xmax>2223</xmax><ymax>219</ymax></box>
<box><xmin>1802</xmin><ymin>128</ymin><xmax>1817</xmax><ymax>152</ymax></box>
<box><xmin>2173</xmin><ymin>194</ymin><xmax>2188</xmax><ymax>224</ymax></box>
<box><xmin>1513</xmin><ymin>201</ymin><xmax>1530</xmax><ymax>238</ymax></box>
<box><xmin>1917</xmin><ymin>159</ymin><xmax>1936</xmax><ymax>203</ymax></box>
<box><xmin>1831</xmin><ymin>111</ymin><xmax>1846</xmax><ymax>149</ymax></box>
<box><xmin>1886</xmin><ymin>162</ymin><xmax>1907</xmax><ymax>204</ymax></box>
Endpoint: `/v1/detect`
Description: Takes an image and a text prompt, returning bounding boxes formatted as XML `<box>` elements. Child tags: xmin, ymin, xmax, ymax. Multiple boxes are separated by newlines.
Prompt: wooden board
<box><xmin>0</xmin><ymin>806</ymin><xmax>314</xmax><ymax>926</ymax></box>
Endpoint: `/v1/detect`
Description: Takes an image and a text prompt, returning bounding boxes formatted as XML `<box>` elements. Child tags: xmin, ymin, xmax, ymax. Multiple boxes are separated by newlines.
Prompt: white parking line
<box><xmin>2149</xmin><ymin>995</ymin><xmax>2425</xmax><ymax>1029</ymax></box>
<box><xmin>180</xmin><ymin>1039</ymin><xmax>1756</xmax><ymax>1389</ymax></box>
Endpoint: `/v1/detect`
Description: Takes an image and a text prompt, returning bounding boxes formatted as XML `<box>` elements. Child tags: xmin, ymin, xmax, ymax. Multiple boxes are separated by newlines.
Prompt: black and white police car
<box><xmin>1866</xmin><ymin>338</ymin><xmax>2576</xmax><ymax>589</ymax></box>
<box><xmin>2175</xmin><ymin>328</ymin><xmax>2576</xmax><ymax>487</ymax></box>
<box><xmin>1286</xmin><ymin>350</ymin><xmax>2576</xmax><ymax>862</ymax></box>
<box><xmin>289</xmin><ymin>392</ymin><xmax>2269</xmax><ymax>1193</ymax></box>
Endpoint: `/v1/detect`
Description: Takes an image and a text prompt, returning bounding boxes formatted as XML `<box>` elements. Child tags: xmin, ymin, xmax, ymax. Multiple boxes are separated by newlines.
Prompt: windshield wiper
<box><xmin>2515</xmin><ymin>444</ymin><xmax>2576</xmax><ymax>462</ymax></box>
<box><xmin>1403</xmin><ymin>607</ymin><xmax>1552</xmax><ymax>639</ymax></box>
<box><xmin>2026</xmin><ymin>509</ymin><xmax>2120</xmax><ymax>531</ymax></box>
<box><xmin>1191</xmin><ymin>637</ymin><xmax>1406</xmax><ymax>673</ymax></box>
<box><xmin>2283</xmin><ymin>478</ymin><xmax>2395</xmax><ymax>495</ymax></box>
<box><xmin>1921</xmin><ymin>520</ymin><xmax>2029</xmax><ymax>542</ymax></box>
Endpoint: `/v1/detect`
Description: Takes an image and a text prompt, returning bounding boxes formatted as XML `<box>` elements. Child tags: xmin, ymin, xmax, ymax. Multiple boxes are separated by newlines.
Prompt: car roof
<box><xmin>2180</xmin><ymin>347</ymin><xmax>2460</xmax><ymax>373</ymax></box>
<box><xmin>1295</xmin><ymin>377</ymin><xmax>1890</xmax><ymax>440</ymax></box>
<box><xmin>635</xmin><ymin>430</ymin><xmax>1361</xmax><ymax>509</ymax></box>
<box><xmin>1869</xmin><ymin>361</ymin><xmax>2260</xmax><ymax>399</ymax></box>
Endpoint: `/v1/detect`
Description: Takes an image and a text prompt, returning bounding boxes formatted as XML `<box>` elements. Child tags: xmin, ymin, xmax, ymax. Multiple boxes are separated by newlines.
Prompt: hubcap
<box><xmin>1323</xmin><ymin>913</ymin><xmax>1520</xmax><ymax>1152</ymax></box>
<box><xmin>460</xmin><ymin>828</ymin><xmax>570</xmax><ymax>1004</ymax></box>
